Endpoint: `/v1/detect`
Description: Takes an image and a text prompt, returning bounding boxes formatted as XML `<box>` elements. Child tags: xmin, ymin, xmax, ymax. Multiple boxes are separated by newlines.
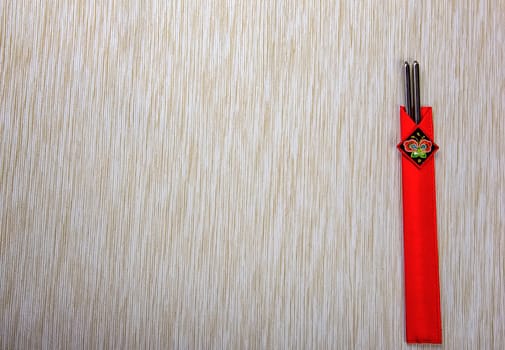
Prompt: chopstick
<box><xmin>404</xmin><ymin>61</ymin><xmax>413</xmax><ymax>120</ymax></box>
<box><xmin>413</xmin><ymin>61</ymin><xmax>421</xmax><ymax>124</ymax></box>
<box><xmin>404</xmin><ymin>60</ymin><xmax>422</xmax><ymax>124</ymax></box>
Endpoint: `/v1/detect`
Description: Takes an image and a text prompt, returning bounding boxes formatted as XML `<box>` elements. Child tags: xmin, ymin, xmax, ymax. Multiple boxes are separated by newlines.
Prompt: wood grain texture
<box><xmin>1</xmin><ymin>1</ymin><xmax>504</xmax><ymax>348</ymax></box>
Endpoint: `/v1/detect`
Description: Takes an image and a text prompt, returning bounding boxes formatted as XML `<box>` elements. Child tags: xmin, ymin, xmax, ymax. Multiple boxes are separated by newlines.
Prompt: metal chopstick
<box><xmin>413</xmin><ymin>61</ymin><xmax>421</xmax><ymax>124</ymax></box>
<box><xmin>404</xmin><ymin>61</ymin><xmax>413</xmax><ymax>121</ymax></box>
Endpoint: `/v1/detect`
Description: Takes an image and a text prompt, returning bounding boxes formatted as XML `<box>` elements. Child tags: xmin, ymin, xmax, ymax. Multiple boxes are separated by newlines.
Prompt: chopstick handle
<box><xmin>413</xmin><ymin>61</ymin><xmax>421</xmax><ymax>124</ymax></box>
<box><xmin>404</xmin><ymin>62</ymin><xmax>414</xmax><ymax>120</ymax></box>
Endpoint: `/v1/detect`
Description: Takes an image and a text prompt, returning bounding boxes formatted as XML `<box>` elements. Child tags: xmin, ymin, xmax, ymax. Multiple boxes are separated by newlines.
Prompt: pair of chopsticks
<box><xmin>403</xmin><ymin>61</ymin><xmax>421</xmax><ymax>124</ymax></box>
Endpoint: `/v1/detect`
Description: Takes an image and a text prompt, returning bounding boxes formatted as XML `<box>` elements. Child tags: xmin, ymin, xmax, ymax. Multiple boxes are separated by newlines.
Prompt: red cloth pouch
<box><xmin>397</xmin><ymin>106</ymin><xmax>442</xmax><ymax>344</ymax></box>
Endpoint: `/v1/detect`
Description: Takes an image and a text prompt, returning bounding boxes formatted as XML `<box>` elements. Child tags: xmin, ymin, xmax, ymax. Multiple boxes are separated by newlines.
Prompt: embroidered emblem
<box><xmin>398</xmin><ymin>128</ymin><xmax>438</xmax><ymax>167</ymax></box>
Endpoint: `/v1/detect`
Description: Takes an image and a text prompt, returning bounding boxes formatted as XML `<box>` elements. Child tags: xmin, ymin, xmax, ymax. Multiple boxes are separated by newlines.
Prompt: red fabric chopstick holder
<box><xmin>397</xmin><ymin>106</ymin><xmax>442</xmax><ymax>344</ymax></box>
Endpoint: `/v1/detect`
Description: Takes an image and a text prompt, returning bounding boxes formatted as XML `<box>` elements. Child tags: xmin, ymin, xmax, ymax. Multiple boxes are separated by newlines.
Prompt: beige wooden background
<box><xmin>1</xmin><ymin>0</ymin><xmax>504</xmax><ymax>349</ymax></box>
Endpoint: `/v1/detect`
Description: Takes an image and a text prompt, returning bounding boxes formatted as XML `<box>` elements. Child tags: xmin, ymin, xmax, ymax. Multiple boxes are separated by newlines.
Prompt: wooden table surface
<box><xmin>1</xmin><ymin>1</ymin><xmax>504</xmax><ymax>348</ymax></box>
